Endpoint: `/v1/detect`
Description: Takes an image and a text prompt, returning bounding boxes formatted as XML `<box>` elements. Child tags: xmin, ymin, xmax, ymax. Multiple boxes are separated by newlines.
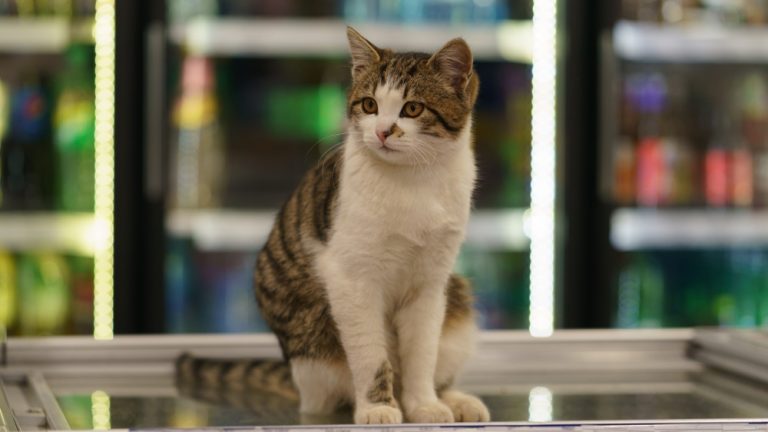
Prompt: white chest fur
<box><xmin>317</xmin><ymin>127</ymin><xmax>476</xmax><ymax>297</ymax></box>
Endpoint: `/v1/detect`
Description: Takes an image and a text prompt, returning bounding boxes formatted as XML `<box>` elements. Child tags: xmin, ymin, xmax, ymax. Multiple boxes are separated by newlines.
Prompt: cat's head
<box><xmin>346</xmin><ymin>27</ymin><xmax>479</xmax><ymax>166</ymax></box>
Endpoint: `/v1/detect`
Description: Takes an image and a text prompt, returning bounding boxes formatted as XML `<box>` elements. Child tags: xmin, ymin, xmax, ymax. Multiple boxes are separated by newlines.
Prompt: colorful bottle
<box><xmin>1</xmin><ymin>76</ymin><xmax>54</xmax><ymax>210</ymax></box>
<box><xmin>704</xmin><ymin>114</ymin><xmax>732</xmax><ymax>207</ymax></box>
<box><xmin>631</xmin><ymin>72</ymin><xmax>668</xmax><ymax>207</ymax></box>
<box><xmin>54</xmin><ymin>45</ymin><xmax>95</xmax><ymax>211</ymax></box>
<box><xmin>616</xmin><ymin>253</ymin><xmax>664</xmax><ymax>328</ymax></box>
<box><xmin>0</xmin><ymin>251</ymin><xmax>16</xmax><ymax>330</ymax></box>
<box><xmin>68</xmin><ymin>255</ymin><xmax>93</xmax><ymax>334</ymax></box>
<box><xmin>170</xmin><ymin>56</ymin><xmax>225</xmax><ymax>209</ymax></box>
<box><xmin>16</xmin><ymin>252</ymin><xmax>70</xmax><ymax>335</ymax></box>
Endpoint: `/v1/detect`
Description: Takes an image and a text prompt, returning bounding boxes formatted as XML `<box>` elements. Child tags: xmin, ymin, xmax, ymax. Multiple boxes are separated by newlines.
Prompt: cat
<box><xmin>177</xmin><ymin>27</ymin><xmax>490</xmax><ymax>425</ymax></box>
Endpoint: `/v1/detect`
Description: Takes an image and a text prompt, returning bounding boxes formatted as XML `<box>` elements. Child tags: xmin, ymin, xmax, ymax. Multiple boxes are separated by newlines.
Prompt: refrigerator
<box><xmin>0</xmin><ymin>0</ymin><xmax>164</xmax><ymax>339</ymax></box>
<box><xmin>596</xmin><ymin>0</ymin><xmax>768</xmax><ymax>329</ymax></box>
<box><xmin>0</xmin><ymin>1</ymin><xmax>104</xmax><ymax>338</ymax></box>
<box><xmin>155</xmin><ymin>0</ymin><xmax>547</xmax><ymax>335</ymax></box>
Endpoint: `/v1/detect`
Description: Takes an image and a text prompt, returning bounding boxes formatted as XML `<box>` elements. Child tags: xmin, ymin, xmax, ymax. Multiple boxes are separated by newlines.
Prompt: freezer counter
<box><xmin>2</xmin><ymin>329</ymin><xmax>768</xmax><ymax>431</ymax></box>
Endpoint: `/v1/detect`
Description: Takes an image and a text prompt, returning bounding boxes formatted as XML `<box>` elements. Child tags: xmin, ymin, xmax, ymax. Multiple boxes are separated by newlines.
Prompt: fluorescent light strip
<box><xmin>529</xmin><ymin>0</ymin><xmax>557</xmax><ymax>337</ymax></box>
<box><xmin>91</xmin><ymin>390</ymin><xmax>111</xmax><ymax>430</ymax></box>
<box><xmin>528</xmin><ymin>386</ymin><xmax>553</xmax><ymax>422</ymax></box>
<box><xmin>93</xmin><ymin>0</ymin><xmax>115</xmax><ymax>340</ymax></box>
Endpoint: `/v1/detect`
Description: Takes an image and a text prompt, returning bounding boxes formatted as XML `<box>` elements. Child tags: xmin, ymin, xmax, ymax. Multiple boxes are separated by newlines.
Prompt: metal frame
<box><xmin>3</xmin><ymin>329</ymin><xmax>768</xmax><ymax>430</ymax></box>
<box><xmin>0</xmin><ymin>372</ymin><xmax>70</xmax><ymax>430</ymax></box>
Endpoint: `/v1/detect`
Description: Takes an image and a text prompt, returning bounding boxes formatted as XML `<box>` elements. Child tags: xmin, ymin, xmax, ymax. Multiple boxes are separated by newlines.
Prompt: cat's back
<box><xmin>253</xmin><ymin>147</ymin><xmax>344</xmax><ymax>359</ymax></box>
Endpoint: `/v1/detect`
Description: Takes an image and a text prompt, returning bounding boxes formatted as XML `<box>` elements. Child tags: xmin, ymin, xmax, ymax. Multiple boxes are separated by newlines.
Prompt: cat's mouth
<box><xmin>378</xmin><ymin>144</ymin><xmax>399</xmax><ymax>153</ymax></box>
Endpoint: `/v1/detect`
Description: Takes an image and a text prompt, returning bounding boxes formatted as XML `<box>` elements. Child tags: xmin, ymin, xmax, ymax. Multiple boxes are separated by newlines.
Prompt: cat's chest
<box><xmin>339</xmin><ymin>167</ymin><xmax>471</xmax><ymax>243</ymax></box>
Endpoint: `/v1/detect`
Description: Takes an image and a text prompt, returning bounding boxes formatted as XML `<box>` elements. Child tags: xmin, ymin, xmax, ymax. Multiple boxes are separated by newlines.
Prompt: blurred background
<box><xmin>0</xmin><ymin>0</ymin><xmax>766</xmax><ymax>338</ymax></box>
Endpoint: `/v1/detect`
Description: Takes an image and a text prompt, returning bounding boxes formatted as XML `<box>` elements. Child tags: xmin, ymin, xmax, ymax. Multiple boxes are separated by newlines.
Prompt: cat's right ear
<box><xmin>347</xmin><ymin>27</ymin><xmax>381</xmax><ymax>80</ymax></box>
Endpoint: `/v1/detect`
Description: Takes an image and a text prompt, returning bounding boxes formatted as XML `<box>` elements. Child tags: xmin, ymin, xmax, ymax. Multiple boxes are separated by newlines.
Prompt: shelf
<box><xmin>169</xmin><ymin>18</ymin><xmax>532</xmax><ymax>63</ymax></box>
<box><xmin>613</xmin><ymin>20</ymin><xmax>768</xmax><ymax>63</ymax></box>
<box><xmin>0</xmin><ymin>18</ymin><xmax>93</xmax><ymax>53</ymax></box>
<box><xmin>611</xmin><ymin>208</ymin><xmax>768</xmax><ymax>250</ymax></box>
<box><xmin>0</xmin><ymin>212</ymin><xmax>96</xmax><ymax>255</ymax></box>
<box><xmin>167</xmin><ymin>208</ymin><xmax>529</xmax><ymax>251</ymax></box>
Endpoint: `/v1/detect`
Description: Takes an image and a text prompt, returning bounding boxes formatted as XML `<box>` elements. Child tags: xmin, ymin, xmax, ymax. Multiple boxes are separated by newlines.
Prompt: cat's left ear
<box><xmin>429</xmin><ymin>38</ymin><xmax>474</xmax><ymax>94</ymax></box>
<box><xmin>347</xmin><ymin>27</ymin><xmax>381</xmax><ymax>80</ymax></box>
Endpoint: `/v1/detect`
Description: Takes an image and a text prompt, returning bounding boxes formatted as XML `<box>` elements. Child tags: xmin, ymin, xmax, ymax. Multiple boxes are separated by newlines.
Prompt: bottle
<box><xmin>614</xmin><ymin>137</ymin><xmax>636</xmax><ymax>205</ymax></box>
<box><xmin>731</xmin><ymin>145</ymin><xmax>753</xmax><ymax>207</ymax></box>
<box><xmin>0</xmin><ymin>250</ymin><xmax>16</xmax><ymax>331</ymax></box>
<box><xmin>53</xmin><ymin>45</ymin><xmax>95</xmax><ymax>211</ymax></box>
<box><xmin>755</xmin><ymin>140</ymin><xmax>768</xmax><ymax>207</ymax></box>
<box><xmin>16</xmin><ymin>252</ymin><xmax>70</xmax><ymax>335</ymax></box>
<box><xmin>1</xmin><ymin>75</ymin><xmax>54</xmax><ymax>210</ymax></box>
<box><xmin>68</xmin><ymin>255</ymin><xmax>93</xmax><ymax>334</ymax></box>
<box><xmin>166</xmin><ymin>237</ymin><xmax>197</xmax><ymax>332</ymax></box>
<box><xmin>704</xmin><ymin>113</ymin><xmax>731</xmax><ymax>207</ymax></box>
<box><xmin>738</xmin><ymin>72</ymin><xmax>768</xmax><ymax>206</ymax></box>
<box><xmin>633</xmin><ymin>73</ymin><xmax>668</xmax><ymax>207</ymax></box>
<box><xmin>616</xmin><ymin>253</ymin><xmax>665</xmax><ymax>328</ymax></box>
<box><xmin>170</xmin><ymin>56</ymin><xmax>225</xmax><ymax>209</ymax></box>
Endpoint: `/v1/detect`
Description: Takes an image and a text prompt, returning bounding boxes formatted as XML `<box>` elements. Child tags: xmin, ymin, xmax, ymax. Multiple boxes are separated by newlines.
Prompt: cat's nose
<box><xmin>376</xmin><ymin>129</ymin><xmax>392</xmax><ymax>144</ymax></box>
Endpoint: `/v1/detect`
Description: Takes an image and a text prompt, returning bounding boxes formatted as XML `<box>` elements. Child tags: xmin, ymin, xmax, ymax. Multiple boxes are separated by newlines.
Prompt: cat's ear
<box><xmin>347</xmin><ymin>27</ymin><xmax>381</xmax><ymax>80</ymax></box>
<box><xmin>428</xmin><ymin>38</ymin><xmax>474</xmax><ymax>94</ymax></box>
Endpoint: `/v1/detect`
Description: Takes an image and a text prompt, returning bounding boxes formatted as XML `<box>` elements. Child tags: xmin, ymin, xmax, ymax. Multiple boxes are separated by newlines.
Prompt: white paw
<box><xmin>354</xmin><ymin>405</ymin><xmax>403</xmax><ymax>424</ymax></box>
<box><xmin>406</xmin><ymin>401</ymin><xmax>455</xmax><ymax>424</ymax></box>
<box><xmin>441</xmin><ymin>390</ymin><xmax>490</xmax><ymax>422</ymax></box>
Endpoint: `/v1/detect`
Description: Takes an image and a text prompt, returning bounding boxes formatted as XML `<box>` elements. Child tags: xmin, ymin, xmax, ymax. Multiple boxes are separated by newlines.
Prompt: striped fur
<box><xmin>176</xmin><ymin>28</ymin><xmax>489</xmax><ymax>425</ymax></box>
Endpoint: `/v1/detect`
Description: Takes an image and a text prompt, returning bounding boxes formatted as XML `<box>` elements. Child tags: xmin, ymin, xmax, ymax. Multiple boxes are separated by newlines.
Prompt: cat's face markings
<box><xmin>353</xmin><ymin>80</ymin><xmax>441</xmax><ymax>166</ymax></box>
<box><xmin>346</xmin><ymin>27</ymin><xmax>480</xmax><ymax>167</ymax></box>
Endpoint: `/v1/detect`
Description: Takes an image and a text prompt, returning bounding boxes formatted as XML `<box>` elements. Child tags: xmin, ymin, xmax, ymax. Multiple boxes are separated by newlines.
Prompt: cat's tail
<box><xmin>175</xmin><ymin>353</ymin><xmax>299</xmax><ymax>401</ymax></box>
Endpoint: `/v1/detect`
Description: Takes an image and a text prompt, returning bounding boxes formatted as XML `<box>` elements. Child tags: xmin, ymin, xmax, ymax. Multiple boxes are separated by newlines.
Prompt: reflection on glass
<box><xmin>528</xmin><ymin>386</ymin><xmax>553</xmax><ymax>422</ymax></box>
<box><xmin>91</xmin><ymin>390</ymin><xmax>111</xmax><ymax>430</ymax></box>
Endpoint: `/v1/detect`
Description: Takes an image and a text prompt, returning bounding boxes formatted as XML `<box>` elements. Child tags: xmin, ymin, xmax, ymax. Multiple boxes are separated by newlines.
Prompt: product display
<box><xmin>162</xmin><ymin>2</ymin><xmax>535</xmax><ymax>333</ymax></box>
<box><xmin>614</xmin><ymin>69</ymin><xmax>768</xmax><ymax>208</ymax></box>
<box><xmin>608</xmin><ymin>0</ymin><xmax>768</xmax><ymax>328</ymax></box>
<box><xmin>0</xmin><ymin>3</ymin><xmax>97</xmax><ymax>336</ymax></box>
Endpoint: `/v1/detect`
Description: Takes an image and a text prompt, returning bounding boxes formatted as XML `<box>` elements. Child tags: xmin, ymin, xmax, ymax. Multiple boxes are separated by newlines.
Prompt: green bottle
<box><xmin>17</xmin><ymin>252</ymin><xmax>70</xmax><ymax>335</ymax></box>
<box><xmin>54</xmin><ymin>45</ymin><xmax>95</xmax><ymax>211</ymax></box>
<box><xmin>0</xmin><ymin>250</ymin><xmax>15</xmax><ymax>331</ymax></box>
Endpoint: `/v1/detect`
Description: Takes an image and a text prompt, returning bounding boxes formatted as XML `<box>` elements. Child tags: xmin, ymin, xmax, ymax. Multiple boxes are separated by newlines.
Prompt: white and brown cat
<box><xmin>178</xmin><ymin>27</ymin><xmax>490</xmax><ymax>425</ymax></box>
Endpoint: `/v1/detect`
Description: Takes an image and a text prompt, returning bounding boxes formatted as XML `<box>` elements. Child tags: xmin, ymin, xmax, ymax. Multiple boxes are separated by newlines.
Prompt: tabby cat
<box><xmin>177</xmin><ymin>27</ymin><xmax>490</xmax><ymax>424</ymax></box>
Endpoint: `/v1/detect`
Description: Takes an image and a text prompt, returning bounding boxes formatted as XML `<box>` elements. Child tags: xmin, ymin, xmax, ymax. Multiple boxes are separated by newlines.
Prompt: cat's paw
<box><xmin>440</xmin><ymin>390</ymin><xmax>490</xmax><ymax>422</ymax></box>
<box><xmin>406</xmin><ymin>401</ymin><xmax>455</xmax><ymax>423</ymax></box>
<box><xmin>354</xmin><ymin>405</ymin><xmax>403</xmax><ymax>424</ymax></box>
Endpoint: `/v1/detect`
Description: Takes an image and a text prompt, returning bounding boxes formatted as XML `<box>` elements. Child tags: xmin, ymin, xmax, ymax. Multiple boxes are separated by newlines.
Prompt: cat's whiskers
<box><xmin>410</xmin><ymin>138</ymin><xmax>439</xmax><ymax>168</ymax></box>
<box><xmin>308</xmin><ymin>131</ymin><xmax>349</xmax><ymax>160</ymax></box>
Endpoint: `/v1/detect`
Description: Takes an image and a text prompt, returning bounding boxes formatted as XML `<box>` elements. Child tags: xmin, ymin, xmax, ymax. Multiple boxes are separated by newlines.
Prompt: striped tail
<box><xmin>175</xmin><ymin>353</ymin><xmax>299</xmax><ymax>401</ymax></box>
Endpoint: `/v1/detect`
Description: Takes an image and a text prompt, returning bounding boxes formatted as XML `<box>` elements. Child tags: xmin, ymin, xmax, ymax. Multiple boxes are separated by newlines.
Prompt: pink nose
<box><xmin>376</xmin><ymin>128</ymin><xmax>392</xmax><ymax>144</ymax></box>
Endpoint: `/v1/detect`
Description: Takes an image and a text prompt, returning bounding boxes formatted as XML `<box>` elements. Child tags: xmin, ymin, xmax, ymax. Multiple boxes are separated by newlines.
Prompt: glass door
<box><xmin>0</xmin><ymin>0</ymin><xmax>116</xmax><ymax>338</ymax></box>
<box><xmin>601</xmin><ymin>0</ymin><xmax>768</xmax><ymax>328</ymax></box>
<box><xmin>160</xmin><ymin>0</ymin><xmax>558</xmax><ymax>334</ymax></box>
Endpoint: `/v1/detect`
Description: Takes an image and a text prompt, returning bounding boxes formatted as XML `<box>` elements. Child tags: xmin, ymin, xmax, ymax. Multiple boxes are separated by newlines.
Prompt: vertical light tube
<box><xmin>93</xmin><ymin>0</ymin><xmax>115</xmax><ymax>340</ymax></box>
<box><xmin>91</xmin><ymin>390</ymin><xmax>111</xmax><ymax>430</ymax></box>
<box><xmin>528</xmin><ymin>386</ymin><xmax>553</xmax><ymax>421</ymax></box>
<box><xmin>529</xmin><ymin>0</ymin><xmax>557</xmax><ymax>337</ymax></box>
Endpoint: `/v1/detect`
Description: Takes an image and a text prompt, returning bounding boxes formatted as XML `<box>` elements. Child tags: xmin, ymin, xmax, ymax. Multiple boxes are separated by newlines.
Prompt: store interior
<box><xmin>2</xmin><ymin>0</ymin><xmax>768</xmax><ymax>429</ymax></box>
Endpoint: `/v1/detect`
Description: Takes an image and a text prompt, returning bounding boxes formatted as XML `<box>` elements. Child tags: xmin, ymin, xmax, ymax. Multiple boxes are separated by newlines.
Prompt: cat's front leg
<box><xmin>395</xmin><ymin>278</ymin><xmax>454</xmax><ymax>423</ymax></box>
<box><xmin>323</xmin><ymin>268</ymin><xmax>403</xmax><ymax>424</ymax></box>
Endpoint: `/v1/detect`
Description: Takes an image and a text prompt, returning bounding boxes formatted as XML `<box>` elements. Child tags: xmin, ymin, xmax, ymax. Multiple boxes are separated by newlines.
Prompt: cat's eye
<box><xmin>361</xmin><ymin>97</ymin><xmax>378</xmax><ymax>114</ymax></box>
<box><xmin>401</xmin><ymin>101</ymin><xmax>424</xmax><ymax>118</ymax></box>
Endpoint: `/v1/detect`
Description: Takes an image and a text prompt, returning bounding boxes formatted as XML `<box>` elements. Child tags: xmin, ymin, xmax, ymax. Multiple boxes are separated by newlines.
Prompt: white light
<box><xmin>93</xmin><ymin>0</ymin><xmax>115</xmax><ymax>340</ymax></box>
<box><xmin>528</xmin><ymin>386</ymin><xmax>553</xmax><ymax>422</ymax></box>
<box><xmin>497</xmin><ymin>20</ymin><xmax>533</xmax><ymax>63</ymax></box>
<box><xmin>529</xmin><ymin>0</ymin><xmax>557</xmax><ymax>338</ymax></box>
<box><xmin>91</xmin><ymin>390</ymin><xmax>111</xmax><ymax>430</ymax></box>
